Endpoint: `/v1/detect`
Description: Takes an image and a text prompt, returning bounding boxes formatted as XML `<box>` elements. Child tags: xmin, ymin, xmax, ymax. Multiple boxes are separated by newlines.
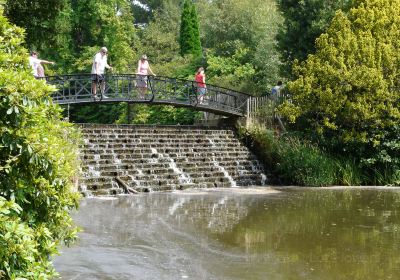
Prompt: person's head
<box><xmin>100</xmin><ymin>47</ymin><xmax>108</xmax><ymax>56</ymax></box>
<box><xmin>277</xmin><ymin>80</ymin><xmax>283</xmax><ymax>86</ymax></box>
<box><xmin>141</xmin><ymin>54</ymin><xmax>148</xmax><ymax>61</ymax></box>
<box><xmin>197</xmin><ymin>67</ymin><xmax>204</xmax><ymax>74</ymax></box>
<box><xmin>30</xmin><ymin>51</ymin><xmax>38</xmax><ymax>57</ymax></box>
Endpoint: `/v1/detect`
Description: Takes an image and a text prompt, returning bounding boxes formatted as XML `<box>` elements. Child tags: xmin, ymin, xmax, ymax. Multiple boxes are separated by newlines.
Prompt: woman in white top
<box><xmin>136</xmin><ymin>54</ymin><xmax>155</xmax><ymax>99</ymax></box>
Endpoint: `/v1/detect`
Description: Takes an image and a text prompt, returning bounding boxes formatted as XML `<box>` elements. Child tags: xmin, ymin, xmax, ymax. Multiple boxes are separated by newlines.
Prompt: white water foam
<box><xmin>212</xmin><ymin>156</ymin><xmax>237</xmax><ymax>187</ymax></box>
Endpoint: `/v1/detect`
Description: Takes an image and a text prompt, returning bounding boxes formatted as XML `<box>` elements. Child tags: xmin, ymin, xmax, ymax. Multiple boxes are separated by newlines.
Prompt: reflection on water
<box><xmin>54</xmin><ymin>187</ymin><xmax>400</xmax><ymax>280</ymax></box>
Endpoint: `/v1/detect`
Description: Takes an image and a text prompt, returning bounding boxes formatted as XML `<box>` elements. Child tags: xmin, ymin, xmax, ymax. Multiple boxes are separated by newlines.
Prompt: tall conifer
<box><xmin>179</xmin><ymin>0</ymin><xmax>202</xmax><ymax>57</ymax></box>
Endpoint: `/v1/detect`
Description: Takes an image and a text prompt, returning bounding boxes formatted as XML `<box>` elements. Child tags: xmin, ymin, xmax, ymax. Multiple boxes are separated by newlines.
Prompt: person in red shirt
<box><xmin>195</xmin><ymin>67</ymin><xmax>206</xmax><ymax>104</ymax></box>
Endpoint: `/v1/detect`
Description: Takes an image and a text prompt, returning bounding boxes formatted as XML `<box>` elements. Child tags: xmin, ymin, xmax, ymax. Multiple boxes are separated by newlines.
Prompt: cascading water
<box><xmin>79</xmin><ymin>124</ymin><xmax>267</xmax><ymax>195</ymax></box>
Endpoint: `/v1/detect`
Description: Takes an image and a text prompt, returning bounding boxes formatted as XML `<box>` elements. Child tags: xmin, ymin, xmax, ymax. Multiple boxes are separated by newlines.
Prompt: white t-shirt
<box><xmin>29</xmin><ymin>56</ymin><xmax>41</xmax><ymax>76</ymax></box>
<box><xmin>91</xmin><ymin>52</ymin><xmax>108</xmax><ymax>74</ymax></box>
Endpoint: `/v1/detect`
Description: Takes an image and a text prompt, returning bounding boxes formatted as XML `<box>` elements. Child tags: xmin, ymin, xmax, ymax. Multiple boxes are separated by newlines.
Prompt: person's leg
<box><xmin>100</xmin><ymin>81</ymin><xmax>107</xmax><ymax>98</ymax></box>
<box><xmin>91</xmin><ymin>74</ymin><xmax>98</xmax><ymax>99</ymax></box>
<box><xmin>198</xmin><ymin>88</ymin><xmax>206</xmax><ymax>104</ymax></box>
<box><xmin>137</xmin><ymin>87</ymin><xmax>144</xmax><ymax>99</ymax></box>
<box><xmin>136</xmin><ymin>75</ymin><xmax>145</xmax><ymax>99</ymax></box>
<box><xmin>92</xmin><ymin>81</ymin><xmax>97</xmax><ymax>96</ymax></box>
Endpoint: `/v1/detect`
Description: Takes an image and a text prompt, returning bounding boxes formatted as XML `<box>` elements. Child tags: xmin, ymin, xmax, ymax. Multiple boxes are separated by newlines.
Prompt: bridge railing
<box><xmin>246</xmin><ymin>93</ymin><xmax>288</xmax><ymax>132</ymax></box>
<box><xmin>46</xmin><ymin>74</ymin><xmax>251</xmax><ymax>116</ymax></box>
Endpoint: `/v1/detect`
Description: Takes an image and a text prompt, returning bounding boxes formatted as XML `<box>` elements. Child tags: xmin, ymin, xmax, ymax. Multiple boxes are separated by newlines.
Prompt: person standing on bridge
<box><xmin>270</xmin><ymin>80</ymin><xmax>283</xmax><ymax>102</ymax></box>
<box><xmin>29</xmin><ymin>51</ymin><xmax>55</xmax><ymax>79</ymax></box>
<box><xmin>91</xmin><ymin>47</ymin><xmax>113</xmax><ymax>100</ymax></box>
<box><xmin>195</xmin><ymin>67</ymin><xmax>207</xmax><ymax>104</ymax></box>
<box><xmin>136</xmin><ymin>54</ymin><xmax>156</xmax><ymax>99</ymax></box>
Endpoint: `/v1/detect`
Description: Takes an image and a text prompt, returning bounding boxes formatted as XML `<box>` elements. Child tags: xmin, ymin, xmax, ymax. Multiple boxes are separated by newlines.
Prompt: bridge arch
<box><xmin>46</xmin><ymin>74</ymin><xmax>251</xmax><ymax>117</ymax></box>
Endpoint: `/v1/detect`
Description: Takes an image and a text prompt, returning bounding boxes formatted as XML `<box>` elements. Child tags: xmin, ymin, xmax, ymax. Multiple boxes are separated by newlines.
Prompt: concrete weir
<box><xmin>78</xmin><ymin>124</ymin><xmax>267</xmax><ymax>195</ymax></box>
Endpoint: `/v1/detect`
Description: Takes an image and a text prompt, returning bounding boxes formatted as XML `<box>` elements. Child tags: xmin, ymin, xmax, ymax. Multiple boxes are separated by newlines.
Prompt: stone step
<box><xmin>80</xmin><ymin>160</ymin><xmax>262</xmax><ymax>170</ymax></box>
<box><xmin>81</xmin><ymin>156</ymin><xmax>259</xmax><ymax>167</ymax></box>
<box><xmin>80</xmin><ymin>175</ymin><xmax>236</xmax><ymax>190</ymax></box>
<box><xmin>82</xmin><ymin>131</ymin><xmax>235</xmax><ymax>137</ymax></box>
<box><xmin>80</xmin><ymin>147</ymin><xmax>249</xmax><ymax>154</ymax></box>
<box><xmin>83</xmin><ymin>129</ymin><xmax>234</xmax><ymax>133</ymax></box>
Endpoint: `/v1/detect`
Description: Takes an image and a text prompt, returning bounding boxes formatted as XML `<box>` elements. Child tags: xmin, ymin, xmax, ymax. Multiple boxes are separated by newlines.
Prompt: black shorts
<box><xmin>91</xmin><ymin>74</ymin><xmax>105</xmax><ymax>83</ymax></box>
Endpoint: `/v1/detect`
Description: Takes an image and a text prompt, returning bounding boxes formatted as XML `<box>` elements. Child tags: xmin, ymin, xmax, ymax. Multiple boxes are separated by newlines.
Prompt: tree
<box><xmin>279</xmin><ymin>0</ymin><xmax>400</xmax><ymax>183</ymax></box>
<box><xmin>130</xmin><ymin>0</ymin><xmax>165</xmax><ymax>24</ymax></box>
<box><xmin>276</xmin><ymin>0</ymin><xmax>353</xmax><ymax>75</ymax></box>
<box><xmin>65</xmin><ymin>0</ymin><xmax>138</xmax><ymax>124</ymax></box>
<box><xmin>4</xmin><ymin>0</ymin><xmax>73</xmax><ymax>68</ymax></box>
<box><xmin>179</xmin><ymin>0</ymin><xmax>202</xmax><ymax>57</ymax></box>
<box><xmin>198</xmin><ymin>0</ymin><xmax>284</xmax><ymax>94</ymax></box>
<box><xmin>69</xmin><ymin>0</ymin><xmax>137</xmax><ymax>72</ymax></box>
<box><xmin>0</xmin><ymin>12</ymin><xmax>80</xmax><ymax>278</ymax></box>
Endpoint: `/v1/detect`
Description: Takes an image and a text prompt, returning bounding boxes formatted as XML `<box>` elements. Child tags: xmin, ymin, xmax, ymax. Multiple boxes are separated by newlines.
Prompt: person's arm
<box><xmin>39</xmin><ymin>59</ymin><xmax>55</xmax><ymax>65</ymax></box>
<box><xmin>105</xmin><ymin>61</ymin><xmax>113</xmax><ymax>71</ymax></box>
<box><xmin>202</xmin><ymin>74</ymin><xmax>206</xmax><ymax>87</ymax></box>
<box><xmin>148</xmin><ymin>65</ymin><xmax>156</xmax><ymax>76</ymax></box>
<box><xmin>136</xmin><ymin>60</ymin><xmax>141</xmax><ymax>74</ymax></box>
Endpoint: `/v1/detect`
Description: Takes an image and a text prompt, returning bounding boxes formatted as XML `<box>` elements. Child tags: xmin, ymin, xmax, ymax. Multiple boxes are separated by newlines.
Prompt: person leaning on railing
<box><xmin>136</xmin><ymin>54</ymin><xmax>156</xmax><ymax>99</ymax></box>
<box><xmin>195</xmin><ymin>67</ymin><xmax>207</xmax><ymax>104</ymax></box>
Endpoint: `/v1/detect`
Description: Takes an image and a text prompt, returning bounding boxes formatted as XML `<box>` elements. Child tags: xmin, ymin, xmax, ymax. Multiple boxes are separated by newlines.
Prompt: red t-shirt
<box><xmin>195</xmin><ymin>73</ymin><xmax>206</xmax><ymax>88</ymax></box>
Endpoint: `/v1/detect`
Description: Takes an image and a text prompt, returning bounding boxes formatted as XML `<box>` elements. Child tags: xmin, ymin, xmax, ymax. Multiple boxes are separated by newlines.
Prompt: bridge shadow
<box><xmin>46</xmin><ymin>74</ymin><xmax>251</xmax><ymax>117</ymax></box>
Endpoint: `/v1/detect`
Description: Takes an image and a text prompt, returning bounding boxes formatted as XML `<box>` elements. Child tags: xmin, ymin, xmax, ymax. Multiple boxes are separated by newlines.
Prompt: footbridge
<box><xmin>46</xmin><ymin>74</ymin><xmax>251</xmax><ymax>117</ymax></box>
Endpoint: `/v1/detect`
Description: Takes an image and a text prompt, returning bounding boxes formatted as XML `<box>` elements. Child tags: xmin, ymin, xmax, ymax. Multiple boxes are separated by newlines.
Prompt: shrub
<box><xmin>0</xmin><ymin>13</ymin><xmax>80</xmax><ymax>279</ymax></box>
<box><xmin>279</xmin><ymin>0</ymin><xmax>400</xmax><ymax>180</ymax></box>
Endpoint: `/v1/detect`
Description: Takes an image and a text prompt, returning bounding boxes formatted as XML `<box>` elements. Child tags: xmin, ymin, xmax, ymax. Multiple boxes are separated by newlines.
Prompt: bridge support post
<box><xmin>127</xmin><ymin>103</ymin><xmax>132</xmax><ymax>123</ymax></box>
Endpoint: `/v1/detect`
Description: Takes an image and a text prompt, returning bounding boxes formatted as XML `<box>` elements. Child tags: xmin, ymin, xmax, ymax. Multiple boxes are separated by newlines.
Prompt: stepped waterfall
<box><xmin>79</xmin><ymin>124</ymin><xmax>267</xmax><ymax>196</ymax></box>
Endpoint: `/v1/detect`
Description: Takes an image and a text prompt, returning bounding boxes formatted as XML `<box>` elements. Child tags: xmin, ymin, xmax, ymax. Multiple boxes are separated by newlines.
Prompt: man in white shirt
<box><xmin>29</xmin><ymin>51</ymin><xmax>55</xmax><ymax>79</ymax></box>
<box><xmin>91</xmin><ymin>47</ymin><xmax>113</xmax><ymax>100</ymax></box>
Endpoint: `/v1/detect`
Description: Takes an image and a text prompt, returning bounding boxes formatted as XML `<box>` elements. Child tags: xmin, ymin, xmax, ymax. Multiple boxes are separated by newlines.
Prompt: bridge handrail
<box><xmin>45</xmin><ymin>73</ymin><xmax>251</xmax><ymax>117</ymax></box>
<box><xmin>46</xmin><ymin>73</ymin><xmax>253</xmax><ymax>97</ymax></box>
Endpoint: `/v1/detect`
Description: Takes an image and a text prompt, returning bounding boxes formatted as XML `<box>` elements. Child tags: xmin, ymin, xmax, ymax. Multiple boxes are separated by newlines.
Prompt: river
<box><xmin>54</xmin><ymin>187</ymin><xmax>400</xmax><ymax>280</ymax></box>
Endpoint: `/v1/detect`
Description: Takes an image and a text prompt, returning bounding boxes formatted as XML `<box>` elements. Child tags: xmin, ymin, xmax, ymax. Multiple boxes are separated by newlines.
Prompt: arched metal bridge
<box><xmin>46</xmin><ymin>74</ymin><xmax>252</xmax><ymax>117</ymax></box>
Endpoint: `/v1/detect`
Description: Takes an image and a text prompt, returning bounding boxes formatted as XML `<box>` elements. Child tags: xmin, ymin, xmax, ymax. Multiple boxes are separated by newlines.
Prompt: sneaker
<box><xmin>102</xmin><ymin>95</ymin><xmax>109</xmax><ymax>99</ymax></box>
<box><xmin>92</xmin><ymin>95</ymin><xmax>98</xmax><ymax>101</ymax></box>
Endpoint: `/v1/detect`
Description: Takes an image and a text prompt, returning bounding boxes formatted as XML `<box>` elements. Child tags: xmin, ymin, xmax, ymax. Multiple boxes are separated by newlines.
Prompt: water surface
<box><xmin>54</xmin><ymin>187</ymin><xmax>400</xmax><ymax>280</ymax></box>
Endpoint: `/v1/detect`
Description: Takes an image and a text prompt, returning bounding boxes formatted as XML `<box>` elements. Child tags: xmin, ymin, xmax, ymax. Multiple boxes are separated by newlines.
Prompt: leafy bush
<box><xmin>279</xmin><ymin>0</ymin><xmax>400</xmax><ymax>182</ymax></box>
<box><xmin>0</xmin><ymin>13</ymin><xmax>80</xmax><ymax>279</ymax></box>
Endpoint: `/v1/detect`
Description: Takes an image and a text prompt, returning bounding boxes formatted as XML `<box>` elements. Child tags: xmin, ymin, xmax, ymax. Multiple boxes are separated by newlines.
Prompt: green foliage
<box><xmin>4</xmin><ymin>0</ymin><xmax>70</xmax><ymax>51</ymax></box>
<box><xmin>279</xmin><ymin>0</ymin><xmax>400</xmax><ymax>183</ymax></box>
<box><xmin>136</xmin><ymin>1</ymin><xmax>182</xmax><ymax>67</ymax></box>
<box><xmin>239</xmin><ymin>126</ymin><xmax>366</xmax><ymax>186</ymax></box>
<box><xmin>179</xmin><ymin>0</ymin><xmax>202</xmax><ymax>57</ymax></box>
<box><xmin>206</xmin><ymin>42</ymin><xmax>255</xmax><ymax>92</ymax></box>
<box><xmin>66</xmin><ymin>103</ymin><xmax>124</xmax><ymax>124</ymax></box>
<box><xmin>276</xmin><ymin>137</ymin><xmax>338</xmax><ymax>187</ymax></box>
<box><xmin>0</xmin><ymin>14</ymin><xmax>80</xmax><ymax>278</ymax></box>
<box><xmin>69</xmin><ymin>0</ymin><xmax>137</xmax><ymax>73</ymax></box>
<box><xmin>198</xmin><ymin>0</ymin><xmax>284</xmax><ymax>94</ymax></box>
<box><xmin>276</xmin><ymin>0</ymin><xmax>353</xmax><ymax>75</ymax></box>
<box><xmin>63</xmin><ymin>0</ymin><xmax>138</xmax><ymax>123</ymax></box>
<box><xmin>130</xmin><ymin>0</ymin><xmax>165</xmax><ymax>24</ymax></box>
<box><xmin>118</xmin><ymin>104</ymin><xmax>201</xmax><ymax>125</ymax></box>
<box><xmin>239</xmin><ymin>127</ymin><xmax>334</xmax><ymax>186</ymax></box>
